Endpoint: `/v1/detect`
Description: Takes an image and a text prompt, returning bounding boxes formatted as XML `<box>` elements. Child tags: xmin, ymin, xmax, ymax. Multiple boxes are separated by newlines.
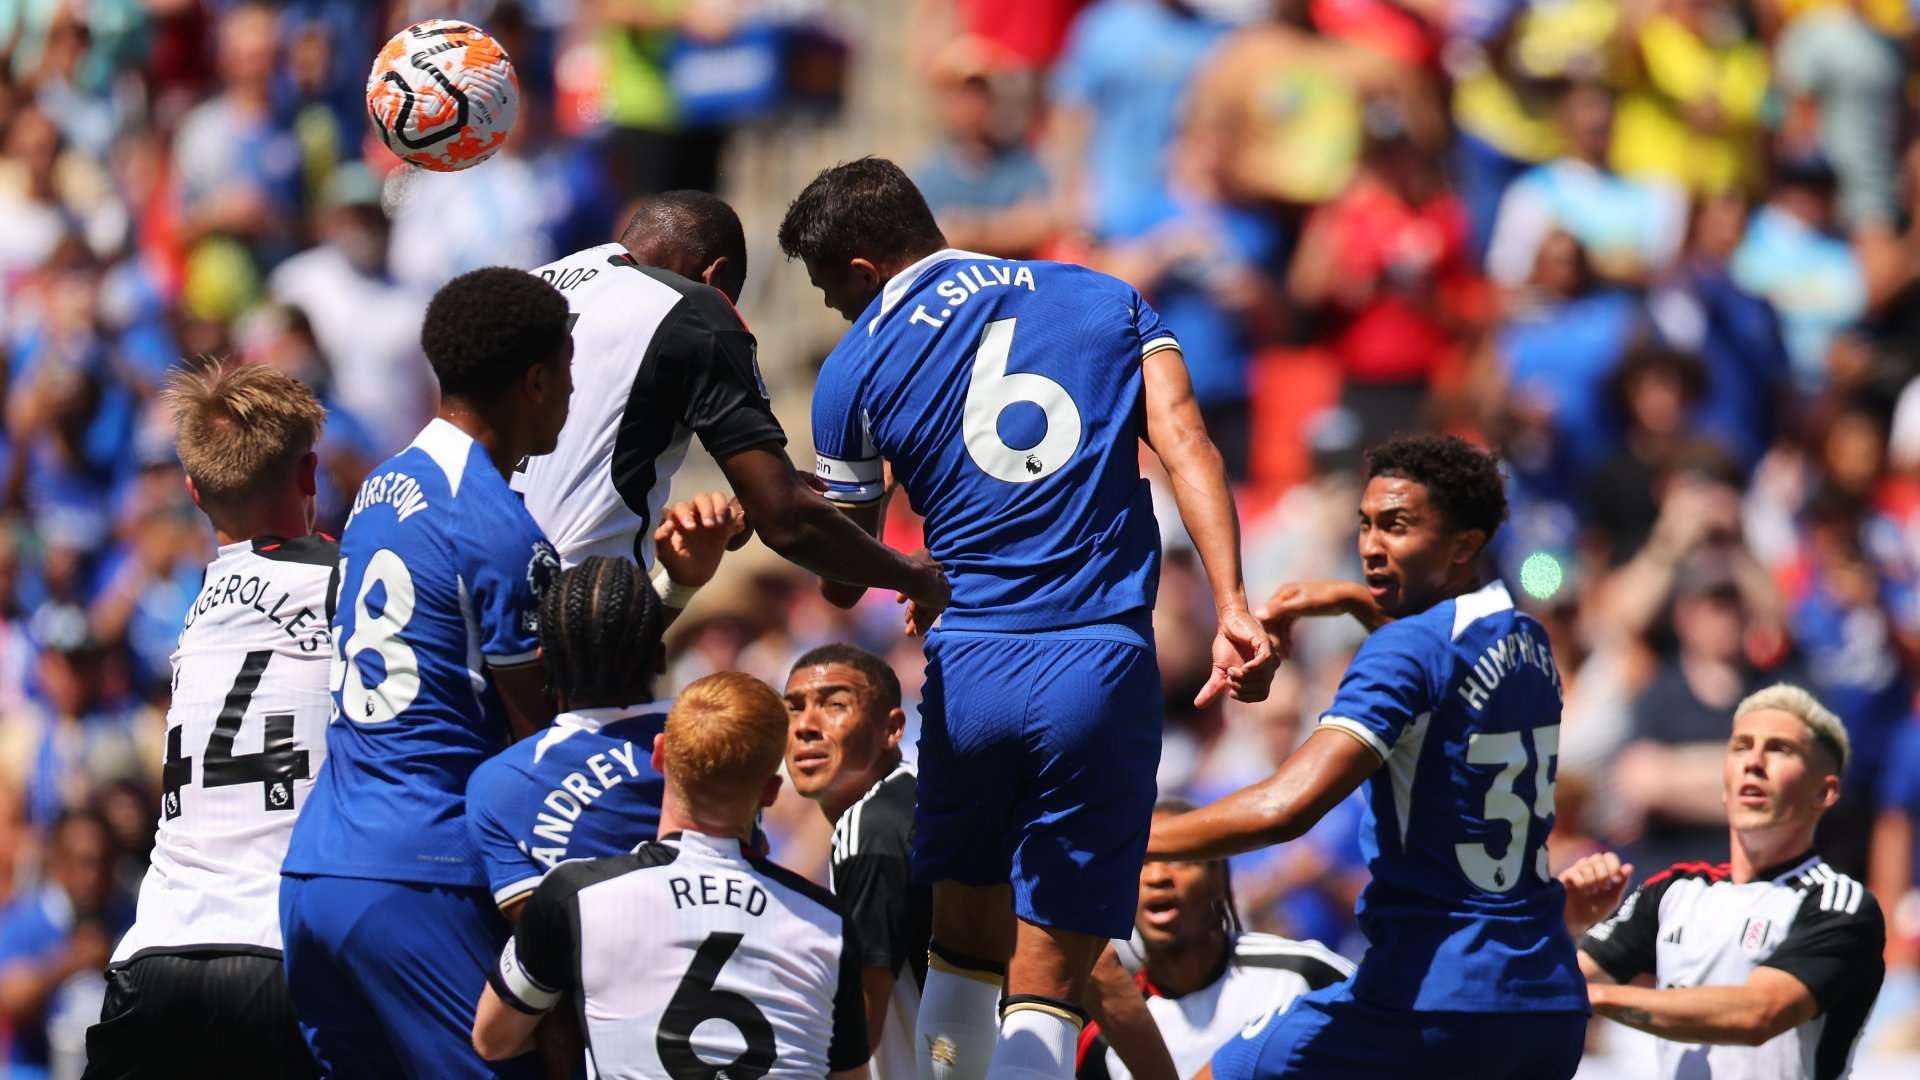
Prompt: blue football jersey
<box><xmin>1317</xmin><ymin>580</ymin><xmax>1587</xmax><ymax>1013</ymax></box>
<box><xmin>283</xmin><ymin>419</ymin><xmax>559</xmax><ymax>888</ymax></box>
<box><xmin>812</xmin><ymin>249</ymin><xmax>1174</xmax><ymax>631</ymax></box>
<box><xmin>464</xmin><ymin>702</ymin><xmax>671</xmax><ymax>907</ymax></box>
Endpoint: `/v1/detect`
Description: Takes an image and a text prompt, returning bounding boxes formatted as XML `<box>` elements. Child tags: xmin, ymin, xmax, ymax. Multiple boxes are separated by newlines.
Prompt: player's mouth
<box><xmin>790</xmin><ymin>748</ymin><xmax>832</xmax><ymax>773</ymax></box>
<box><xmin>1736</xmin><ymin>783</ymin><xmax>1769</xmax><ymax>807</ymax></box>
<box><xmin>1364</xmin><ymin>572</ymin><xmax>1396</xmax><ymax>599</ymax></box>
<box><xmin>1141</xmin><ymin>896</ymin><xmax>1180</xmax><ymax>930</ymax></box>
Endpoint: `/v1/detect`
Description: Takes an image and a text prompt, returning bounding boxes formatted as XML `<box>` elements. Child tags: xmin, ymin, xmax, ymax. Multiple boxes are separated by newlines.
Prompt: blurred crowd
<box><xmin>7</xmin><ymin>0</ymin><xmax>1920</xmax><ymax>1072</ymax></box>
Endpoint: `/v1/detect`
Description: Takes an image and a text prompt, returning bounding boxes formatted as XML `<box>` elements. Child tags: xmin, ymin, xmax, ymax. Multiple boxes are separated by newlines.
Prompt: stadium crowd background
<box><xmin>4</xmin><ymin>0</ymin><xmax>1920</xmax><ymax>1075</ymax></box>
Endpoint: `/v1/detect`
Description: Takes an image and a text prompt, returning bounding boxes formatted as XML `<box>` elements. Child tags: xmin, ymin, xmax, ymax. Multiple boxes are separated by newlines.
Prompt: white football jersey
<box><xmin>513</xmin><ymin>243</ymin><xmax>785</xmax><ymax>569</ymax></box>
<box><xmin>492</xmin><ymin>830</ymin><xmax>869</xmax><ymax>1078</ymax></box>
<box><xmin>1095</xmin><ymin>932</ymin><xmax>1353</xmax><ymax>1080</ymax></box>
<box><xmin>111</xmin><ymin>536</ymin><xmax>335</xmax><ymax>964</ymax></box>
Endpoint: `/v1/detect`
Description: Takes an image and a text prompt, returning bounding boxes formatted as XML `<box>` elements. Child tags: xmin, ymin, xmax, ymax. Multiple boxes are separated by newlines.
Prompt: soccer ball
<box><xmin>365</xmin><ymin>20</ymin><xmax>519</xmax><ymax>173</ymax></box>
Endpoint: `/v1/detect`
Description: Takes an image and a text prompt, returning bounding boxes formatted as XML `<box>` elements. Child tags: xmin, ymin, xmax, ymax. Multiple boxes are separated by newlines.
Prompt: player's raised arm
<box><xmin>1148</xmin><ymin>726</ymin><xmax>1381</xmax><ymax>861</ymax></box>
<box><xmin>716</xmin><ymin>444</ymin><xmax>948</xmax><ymax>622</ymax></box>
<box><xmin>1140</xmin><ymin>344</ymin><xmax>1274</xmax><ymax>706</ymax></box>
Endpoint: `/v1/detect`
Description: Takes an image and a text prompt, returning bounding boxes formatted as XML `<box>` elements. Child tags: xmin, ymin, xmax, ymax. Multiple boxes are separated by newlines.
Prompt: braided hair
<box><xmin>537</xmin><ymin>556</ymin><xmax>665</xmax><ymax>709</ymax></box>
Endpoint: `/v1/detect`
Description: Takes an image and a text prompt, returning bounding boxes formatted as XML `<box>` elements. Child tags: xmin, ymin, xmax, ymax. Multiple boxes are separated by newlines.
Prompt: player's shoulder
<box><xmin>248</xmin><ymin>534</ymin><xmax>339</xmax><ymax>568</ymax></box>
<box><xmin>1637</xmin><ymin>859</ymin><xmax>1735</xmax><ymax>905</ymax></box>
<box><xmin>1229</xmin><ymin>932</ymin><xmax>1355</xmax><ymax>989</ymax></box>
<box><xmin>832</xmin><ymin>764</ymin><xmax>916</xmax><ymax>859</ymax></box>
<box><xmin>743</xmin><ymin>848</ymin><xmax>843</xmax><ymax>919</ymax></box>
<box><xmin>1783</xmin><ymin>857</ymin><xmax>1883</xmax><ymax>925</ymax></box>
<box><xmin>1353</xmin><ymin>608</ymin><xmax>1452</xmax><ymax>666</ymax></box>
<box><xmin>539</xmin><ymin>841</ymin><xmax>682</xmax><ymax>898</ymax></box>
<box><xmin>465</xmin><ymin>738</ymin><xmax>540</xmax><ymax>805</ymax></box>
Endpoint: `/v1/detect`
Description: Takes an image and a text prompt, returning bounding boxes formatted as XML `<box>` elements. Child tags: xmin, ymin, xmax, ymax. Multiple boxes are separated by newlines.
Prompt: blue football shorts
<box><xmin>1211</xmin><ymin>980</ymin><xmax>1587</xmax><ymax>1080</ymax></box>
<box><xmin>913</xmin><ymin>616</ymin><xmax>1162</xmax><ymax>939</ymax></box>
<box><xmin>280</xmin><ymin>873</ymin><xmax>537</xmax><ymax>1079</ymax></box>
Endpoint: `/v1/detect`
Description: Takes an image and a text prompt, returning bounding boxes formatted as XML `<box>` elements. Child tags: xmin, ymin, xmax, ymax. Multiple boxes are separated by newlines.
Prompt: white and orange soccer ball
<box><xmin>365</xmin><ymin>19</ymin><xmax>519</xmax><ymax>173</ymax></box>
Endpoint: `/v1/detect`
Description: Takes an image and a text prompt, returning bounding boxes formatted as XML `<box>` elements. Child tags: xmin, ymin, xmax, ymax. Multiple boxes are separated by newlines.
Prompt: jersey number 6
<box><xmin>333</xmin><ymin>549</ymin><xmax>422</xmax><ymax>724</ymax></box>
<box><xmin>963</xmin><ymin>317</ymin><xmax>1082</xmax><ymax>483</ymax></box>
<box><xmin>1456</xmin><ymin>724</ymin><xmax>1560</xmax><ymax>892</ymax></box>
<box><xmin>657</xmin><ymin>931</ymin><xmax>776</xmax><ymax>1078</ymax></box>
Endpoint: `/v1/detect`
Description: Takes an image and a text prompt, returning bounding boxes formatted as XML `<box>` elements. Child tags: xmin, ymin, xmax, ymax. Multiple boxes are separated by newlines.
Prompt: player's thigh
<box><xmin>1211</xmin><ymin>984</ymin><xmax>1413</xmax><ymax>1080</ymax></box>
<box><xmin>280</xmin><ymin>874</ymin><xmax>408</xmax><ymax>1078</ymax></box>
<box><xmin>86</xmin><ymin>953</ymin><xmax>314</xmax><ymax>1080</ymax></box>
<box><xmin>332</xmin><ymin>881</ymin><xmax>536</xmax><ymax>1080</ymax></box>
<box><xmin>1007</xmin><ymin>636</ymin><xmax>1162</xmax><ymax>939</ymax></box>
<box><xmin>1460</xmin><ymin>1011</ymin><xmax>1586</xmax><ymax>1080</ymax></box>
<box><xmin>912</xmin><ymin>633</ymin><xmax>1029</xmax><ymax>891</ymax></box>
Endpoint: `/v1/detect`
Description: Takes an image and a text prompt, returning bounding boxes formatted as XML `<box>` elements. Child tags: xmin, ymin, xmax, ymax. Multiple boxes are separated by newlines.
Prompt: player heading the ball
<box><xmin>779</xmin><ymin>156</ymin><xmax>1276</xmax><ymax>1080</ymax></box>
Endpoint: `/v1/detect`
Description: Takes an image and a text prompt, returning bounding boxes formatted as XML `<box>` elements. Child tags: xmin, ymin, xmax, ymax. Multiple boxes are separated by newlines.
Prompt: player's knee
<box><xmin>930</xmin><ymin>883</ymin><xmax>1015</xmax><ymax>962</ymax></box>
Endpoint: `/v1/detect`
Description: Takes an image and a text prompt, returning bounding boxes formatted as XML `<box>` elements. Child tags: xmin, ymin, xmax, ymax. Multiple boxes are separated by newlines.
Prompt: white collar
<box><xmin>867</xmin><ymin>247</ymin><xmax>999</xmax><ymax>335</ymax></box>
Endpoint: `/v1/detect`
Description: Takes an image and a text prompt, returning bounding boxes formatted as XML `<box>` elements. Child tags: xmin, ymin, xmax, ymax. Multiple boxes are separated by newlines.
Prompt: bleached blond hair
<box><xmin>662</xmin><ymin>672</ymin><xmax>787</xmax><ymax>807</ymax></box>
<box><xmin>166</xmin><ymin>360</ymin><xmax>325</xmax><ymax>512</ymax></box>
<box><xmin>1734</xmin><ymin>683</ymin><xmax>1849</xmax><ymax>775</ymax></box>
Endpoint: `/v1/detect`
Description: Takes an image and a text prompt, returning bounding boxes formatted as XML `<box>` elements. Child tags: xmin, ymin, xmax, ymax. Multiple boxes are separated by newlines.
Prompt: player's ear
<box><xmin>651</xmin><ymin>732</ymin><xmax>667</xmax><ymax>774</ymax></box>
<box><xmin>297</xmin><ymin>451</ymin><xmax>319</xmax><ymax>498</ymax></box>
<box><xmin>700</xmin><ymin>256</ymin><xmax>730</xmax><ymax>296</ymax></box>
<box><xmin>1817</xmin><ymin>771</ymin><xmax>1841</xmax><ymax>813</ymax></box>
<box><xmin>183</xmin><ymin>473</ymin><xmax>204</xmax><ymax>511</ymax></box>
<box><xmin>759</xmin><ymin>772</ymin><xmax>781</xmax><ymax>809</ymax></box>
<box><xmin>848</xmin><ymin>257</ymin><xmax>880</xmax><ymax>289</ymax></box>
<box><xmin>1453</xmin><ymin>528</ymin><xmax>1487</xmax><ymax>567</ymax></box>
<box><xmin>884</xmin><ymin>707</ymin><xmax>905</xmax><ymax>751</ymax></box>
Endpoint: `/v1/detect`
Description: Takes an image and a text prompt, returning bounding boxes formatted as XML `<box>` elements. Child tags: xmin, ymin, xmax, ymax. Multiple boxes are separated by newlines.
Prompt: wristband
<box><xmin>651</xmin><ymin>564</ymin><xmax>700</xmax><ymax>609</ymax></box>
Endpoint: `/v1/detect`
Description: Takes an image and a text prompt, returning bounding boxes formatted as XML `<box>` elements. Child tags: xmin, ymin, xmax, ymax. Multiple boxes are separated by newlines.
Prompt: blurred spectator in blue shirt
<box><xmin>914</xmin><ymin>38</ymin><xmax>1056</xmax><ymax>260</ymax></box>
<box><xmin>1050</xmin><ymin>0</ymin><xmax>1227</xmax><ymax>241</ymax></box>
<box><xmin>0</xmin><ymin>810</ymin><xmax>133</xmax><ymax>1080</ymax></box>
<box><xmin>0</xmin><ymin>607</ymin><xmax>147</xmax><ymax>831</ymax></box>
<box><xmin>1731</xmin><ymin>157</ymin><xmax>1867</xmax><ymax>391</ymax></box>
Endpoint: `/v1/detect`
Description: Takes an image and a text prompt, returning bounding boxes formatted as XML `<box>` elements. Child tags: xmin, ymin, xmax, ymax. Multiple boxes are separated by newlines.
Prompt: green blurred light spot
<box><xmin>1520</xmin><ymin>552</ymin><xmax>1564</xmax><ymax>601</ymax></box>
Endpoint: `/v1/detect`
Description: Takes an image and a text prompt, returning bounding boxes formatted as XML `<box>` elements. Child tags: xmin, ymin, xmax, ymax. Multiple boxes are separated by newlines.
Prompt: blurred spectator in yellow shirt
<box><xmin>1610</xmin><ymin>0</ymin><xmax>1770</xmax><ymax>196</ymax></box>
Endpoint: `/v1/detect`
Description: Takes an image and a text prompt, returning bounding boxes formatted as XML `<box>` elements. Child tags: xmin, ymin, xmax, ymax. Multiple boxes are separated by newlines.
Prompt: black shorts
<box><xmin>84</xmin><ymin>950</ymin><xmax>315</xmax><ymax>1080</ymax></box>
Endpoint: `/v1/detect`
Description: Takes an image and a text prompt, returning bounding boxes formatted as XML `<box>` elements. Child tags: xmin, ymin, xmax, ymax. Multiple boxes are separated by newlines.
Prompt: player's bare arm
<box><xmin>472</xmin><ymin>982</ymin><xmax>543</xmax><ymax>1061</ymax></box>
<box><xmin>1256</xmin><ymin>579</ymin><xmax>1391</xmax><ymax>659</ymax></box>
<box><xmin>1082</xmin><ymin>946</ymin><xmax>1179</xmax><ymax>1080</ymax></box>
<box><xmin>1147</xmin><ymin>727</ymin><xmax>1380</xmax><ymax>861</ymax></box>
<box><xmin>716</xmin><ymin>443</ymin><xmax>949</xmax><ymax>621</ymax></box>
<box><xmin>1586</xmin><ymin>968</ymin><xmax>1820</xmax><ymax>1046</ymax></box>
<box><xmin>1140</xmin><ymin>346</ymin><xmax>1274</xmax><ymax>706</ymax></box>
<box><xmin>817</xmin><ymin>496</ymin><xmax>884</xmax><ymax>610</ymax></box>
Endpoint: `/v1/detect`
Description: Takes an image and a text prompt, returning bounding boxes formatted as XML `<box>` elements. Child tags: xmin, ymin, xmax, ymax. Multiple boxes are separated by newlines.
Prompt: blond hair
<box><xmin>662</xmin><ymin>672</ymin><xmax>787</xmax><ymax>807</ymax></box>
<box><xmin>166</xmin><ymin>360</ymin><xmax>325</xmax><ymax>512</ymax></box>
<box><xmin>1734</xmin><ymin>683</ymin><xmax>1850</xmax><ymax>775</ymax></box>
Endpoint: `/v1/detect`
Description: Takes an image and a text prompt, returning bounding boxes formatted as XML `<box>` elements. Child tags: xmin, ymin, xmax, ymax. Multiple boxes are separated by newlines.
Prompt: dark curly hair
<box><xmin>778</xmin><ymin>157</ymin><xmax>946</xmax><ymax>270</ymax></box>
<box><xmin>420</xmin><ymin>267</ymin><xmax>570</xmax><ymax>403</ymax></box>
<box><xmin>1365</xmin><ymin>434</ymin><xmax>1508</xmax><ymax>540</ymax></box>
<box><xmin>788</xmin><ymin>643</ymin><xmax>902</xmax><ymax>714</ymax></box>
<box><xmin>538</xmin><ymin>557</ymin><xmax>664</xmax><ymax>708</ymax></box>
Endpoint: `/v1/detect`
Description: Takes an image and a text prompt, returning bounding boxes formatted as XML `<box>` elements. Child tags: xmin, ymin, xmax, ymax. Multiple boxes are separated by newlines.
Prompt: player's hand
<box><xmin>895</xmin><ymin>549</ymin><xmax>948</xmax><ymax>637</ymax></box>
<box><xmin>1558</xmin><ymin>851</ymin><xmax>1634</xmax><ymax>937</ymax></box>
<box><xmin>653</xmin><ymin>491</ymin><xmax>747</xmax><ymax>589</ymax></box>
<box><xmin>1196</xmin><ymin>604</ymin><xmax>1274</xmax><ymax>707</ymax></box>
<box><xmin>1256</xmin><ymin>581</ymin><xmax>1382</xmax><ymax>659</ymax></box>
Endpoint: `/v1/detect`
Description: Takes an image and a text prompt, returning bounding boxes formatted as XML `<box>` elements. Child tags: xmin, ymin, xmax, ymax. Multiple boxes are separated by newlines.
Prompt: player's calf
<box><xmin>917</xmin><ymin>937</ymin><xmax>1006</xmax><ymax>1080</ymax></box>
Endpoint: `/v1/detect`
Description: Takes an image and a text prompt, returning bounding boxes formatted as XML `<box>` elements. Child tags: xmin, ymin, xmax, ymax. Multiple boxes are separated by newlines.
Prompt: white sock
<box><xmin>915</xmin><ymin>955</ymin><xmax>1003</xmax><ymax>1080</ymax></box>
<box><xmin>987</xmin><ymin>998</ymin><xmax>1084</xmax><ymax>1080</ymax></box>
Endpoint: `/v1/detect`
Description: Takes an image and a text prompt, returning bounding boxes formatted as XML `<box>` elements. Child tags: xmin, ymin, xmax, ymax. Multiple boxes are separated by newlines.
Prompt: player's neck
<box><xmin>1728</xmin><ymin>820</ymin><xmax>1819</xmax><ymax>884</ymax></box>
<box><xmin>209</xmin><ymin>499</ymin><xmax>313</xmax><ymax>548</ymax></box>
<box><xmin>437</xmin><ymin>402</ymin><xmax>525</xmax><ymax>477</ymax></box>
<box><xmin>658</xmin><ymin>793</ymin><xmax>756</xmax><ymax>846</ymax></box>
<box><xmin>820</xmin><ymin>752</ymin><xmax>902</xmax><ymax>825</ymax></box>
<box><xmin>1144</xmin><ymin>929</ymin><xmax>1231</xmax><ymax>997</ymax></box>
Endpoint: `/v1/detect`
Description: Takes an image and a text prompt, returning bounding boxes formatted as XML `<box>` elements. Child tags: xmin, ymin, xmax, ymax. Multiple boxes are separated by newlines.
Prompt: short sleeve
<box><xmin>1133</xmin><ymin>291</ymin><xmax>1179</xmax><ymax>361</ymax></box>
<box><xmin>832</xmin><ymin>826</ymin><xmax>916</xmax><ymax>975</ymax></box>
<box><xmin>1316</xmin><ymin>622</ymin><xmax>1437</xmax><ymax>762</ymax></box>
<box><xmin>463</xmin><ymin>511</ymin><xmax>556</xmax><ymax>668</ymax></box>
<box><xmin>488</xmin><ymin>869</ymin><xmax>575</xmax><ymax>1015</ymax></box>
<box><xmin>652</xmin><ymin>288</ymin><xmax>787</xmax><ymax>459</ymax></box>
<box><xmin>1580</xmin><ymin>872</ymin><xmax>1675</xmax><ymax>984</ymax></box>
<box><xmin>811</xmin><ymin>349</ymin><xmax>883</xmax><ymax>506</ymax></box>
<box><xmin>827</xmin><ymin>914</ymin><xmax>872</xmax><ymax>1072</ymax></box>
<box><xmin>1761</xmin><ymin>879</ymin><xmax>1885</xmax><ymax>1015</ymax></box>
<box><xmin>465</xmin><ymin>761</ymin><xmax>543</xmax><ymax>908</ymax></box>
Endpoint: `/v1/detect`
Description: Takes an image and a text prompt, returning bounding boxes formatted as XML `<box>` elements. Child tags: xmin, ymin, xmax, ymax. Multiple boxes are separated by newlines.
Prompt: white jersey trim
<box><xmin>1451</xmin><ymin>580</ymin><xmax>1515</xmax><ymax>641</ymax></box>
<box><xmin>1319</xmin><ymin>715</ymin><xmax>1389</xmax><ymax>762</ymax></box>
<box><xmin>867</xmin><ymin>247</ymin><xmax>1000</xmax><ymax>335</ymax></box>
<box><xmin>412</xmin><ymin>418</ymin><xmax>474</xmax><ymax>497</ymax></box>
